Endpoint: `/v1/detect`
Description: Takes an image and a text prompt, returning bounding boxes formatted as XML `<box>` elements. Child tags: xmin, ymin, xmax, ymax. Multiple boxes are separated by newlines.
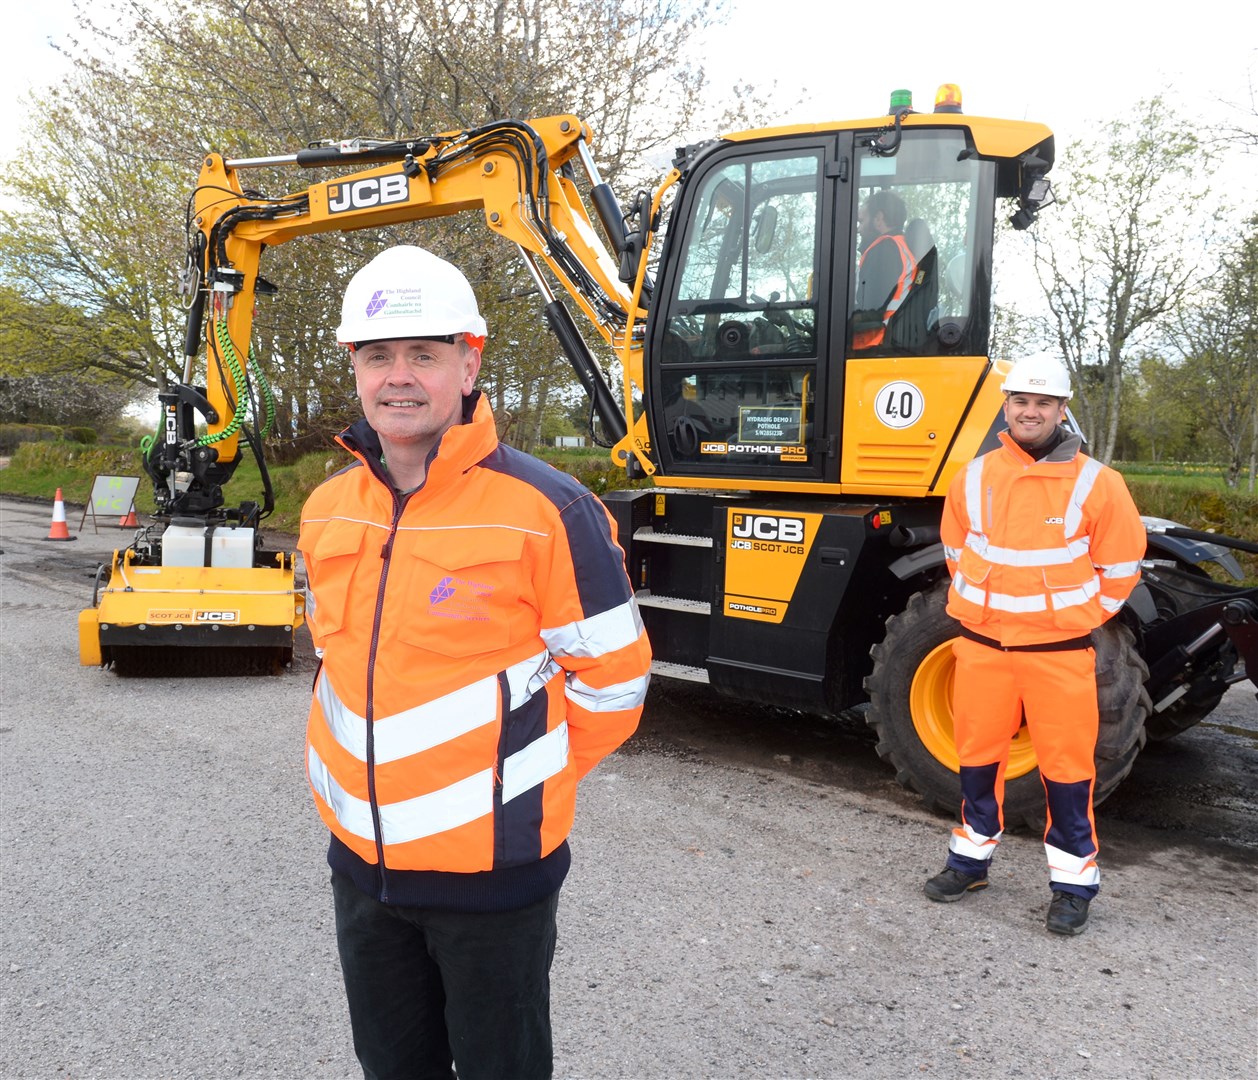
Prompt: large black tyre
<box><xmin>864</xmin><ymin>584</ymin><xmax>1151</xmax><ymax>829</ymax></box>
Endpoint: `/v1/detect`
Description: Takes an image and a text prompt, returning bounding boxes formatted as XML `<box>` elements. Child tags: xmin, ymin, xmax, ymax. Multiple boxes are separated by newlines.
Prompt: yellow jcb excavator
<box><xmin>79</xmin><ymin>86</ymin><xmax>1258</xmax><ymax>823</ymax></box>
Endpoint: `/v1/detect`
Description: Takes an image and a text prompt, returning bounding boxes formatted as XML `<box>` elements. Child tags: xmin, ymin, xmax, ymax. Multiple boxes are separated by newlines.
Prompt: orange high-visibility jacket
<box><xmin>853</xmin><ymin>233</ymin><xmax>917</xmax><ymax>349</ymax></box>
<box><xmin>941</xmin><ymin>430</ymin><xmax>1146</xmax><ymax>646</ymax></box>
<box><xmin>299</xmin><ymin>393</ymin><xmax>651</xmax><ymax>878</ymax></box>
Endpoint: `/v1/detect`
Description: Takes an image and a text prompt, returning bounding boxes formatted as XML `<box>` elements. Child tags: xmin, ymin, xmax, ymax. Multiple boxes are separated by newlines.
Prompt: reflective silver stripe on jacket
<box><xmin>1064</xmin><ymin>457</ymin><xmax>1103</xmax><ymax>538</ymax></box>
<box><xmin>541</xmin><ymin>597</ymin><xmax>645</xmax><ymax>659</ymax></box>
<box><xmin>951</xmin><ymin>572</ymin><xmax>1101</xmax><ymax>613</ymax></box>
<box><xmin>308</xmin><ymin>746</ymin><xmax>495</xmax><ymax>845</ymax></box>
<box><xmin>308</xmin><ymin>649</ymin><xmax>572</xmax><ymax>845</ymax></box>
<box><xmin>316</xmin><ymin>649</ymin><xmax>560</xmax><ymax>764</ymax></box>
<box><xmin>964</xmin><ymin>458</ymin><xmax>985</xmax><ymax>534</ymax></box>
<box><xmin>964</xmin><ymin>535</ymin><xmax>1093</xmax><ymax>567</ymax></box>
<box><xmin>566</xmin><ymin>672</ymin><xmax>651</xmax><ymax>713</ymax></box>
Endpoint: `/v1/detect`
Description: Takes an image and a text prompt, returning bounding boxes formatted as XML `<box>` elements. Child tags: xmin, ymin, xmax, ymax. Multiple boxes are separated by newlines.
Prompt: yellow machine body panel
<box><xmin>840</xmin><ymin>356</ymin><xmax>990</xmax><ymax>495</ymax></box>
<box><xmin>721</xmin><ymin>112</ymin><xmax>1054</xmax><ymax>162</ymax></box>
<box><xmin>723</xmin><ymin>510</ymin><xmax>825</xmax><ymax>624</ymax></box>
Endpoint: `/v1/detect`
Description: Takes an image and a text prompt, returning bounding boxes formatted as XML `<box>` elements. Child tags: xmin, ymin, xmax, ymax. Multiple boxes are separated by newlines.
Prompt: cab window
<box><xmin>850</xmin><ymin>129</ymin><xmax>994</xmax><ymax>355</ymax></box>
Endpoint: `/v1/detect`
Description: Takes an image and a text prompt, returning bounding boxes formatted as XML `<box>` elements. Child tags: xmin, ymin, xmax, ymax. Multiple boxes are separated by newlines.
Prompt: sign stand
<box><xmin>80</xmin><ymin>475</ymin><xmax>142</xmax><ymax>534</ymax></box>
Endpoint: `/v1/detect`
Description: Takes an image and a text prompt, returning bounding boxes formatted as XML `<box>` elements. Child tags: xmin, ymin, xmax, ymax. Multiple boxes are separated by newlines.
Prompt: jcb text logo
<box><xmin>195</xmin><ymin>610</ymin><xmax>239</xmax><ymax>623</ymax></box>
<box><xmin>731</xmin><ymin>514</ymin><xmax>805</xmax><ymax>542</ymax></box>
<box><xmin>328</xmin><ymin>173</ymin><xmax>410</xmax><ymax>214</ymax></box>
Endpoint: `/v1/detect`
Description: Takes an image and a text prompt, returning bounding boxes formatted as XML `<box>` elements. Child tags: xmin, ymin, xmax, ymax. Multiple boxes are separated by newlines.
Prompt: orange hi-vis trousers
<box><xmin>946</xmin><ymin>635</ymin><xmax>1102</xmax><ymax>899</ymax></box>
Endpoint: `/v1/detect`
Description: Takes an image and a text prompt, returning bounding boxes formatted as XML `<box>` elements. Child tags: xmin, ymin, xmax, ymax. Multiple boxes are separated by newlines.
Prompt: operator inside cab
<box><xmin>852</xmin><ymin>189</ymin><xmax>917</xmax><ymax>350</ymax></box>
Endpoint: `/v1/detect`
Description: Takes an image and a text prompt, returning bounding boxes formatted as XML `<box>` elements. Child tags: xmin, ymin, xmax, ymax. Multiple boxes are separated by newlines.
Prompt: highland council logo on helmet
<box><xmin>336</xmin><ymin>245</ymin><xmax>488</xmax><ymax>346</ymax></box>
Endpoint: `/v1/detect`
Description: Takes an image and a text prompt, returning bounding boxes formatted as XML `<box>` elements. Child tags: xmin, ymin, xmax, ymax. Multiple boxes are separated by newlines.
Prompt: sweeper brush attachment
<box><xmin>79</xmin><ymin>526</ymin><xmax>305</xmax><ymax>677</ymax></box>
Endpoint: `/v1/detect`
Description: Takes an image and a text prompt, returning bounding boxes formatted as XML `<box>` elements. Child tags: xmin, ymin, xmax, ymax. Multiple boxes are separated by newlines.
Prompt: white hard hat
<box><xmin>1001</xmin><ymin>353</ymin><xmax>1072</xmax><ymax>400</ymax></box>
<box><xmin>336</xmin><ymin>245</ymin><xmax>488</xmax><ymax>346</ymax></box>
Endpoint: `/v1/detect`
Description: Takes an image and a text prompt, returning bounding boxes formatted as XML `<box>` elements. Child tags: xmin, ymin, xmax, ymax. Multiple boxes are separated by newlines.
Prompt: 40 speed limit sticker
<box><xmin>874</xmin><ymin>380</ymin><xmax>925</xmax><ymax>429</ymax></box>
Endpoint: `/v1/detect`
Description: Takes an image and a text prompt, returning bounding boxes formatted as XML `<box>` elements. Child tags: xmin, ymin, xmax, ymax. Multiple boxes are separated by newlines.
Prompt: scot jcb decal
<box><xmin>723</xmin><ymin>511</ymin><xmax>822</xmax><ymax>624</ymax></box>
<box><xmin>146</xmin><ymin>609</ymin><xmax>240</xmax><ymax>623</ymax></box>
<box><xmin>328</xmin><ymin>172</ymin><xmax>410</xmax><ymax>214</ymax></box>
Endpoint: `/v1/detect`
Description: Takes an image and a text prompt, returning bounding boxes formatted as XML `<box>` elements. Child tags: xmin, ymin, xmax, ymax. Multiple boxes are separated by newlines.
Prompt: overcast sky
<box><xmin>3</xmin><ymin>1</ymin><xmax>1255</xmax><ymax>194</ymax></box>
<box><xmin>707</xmin><ymin>1</ymin><xmax>1255</xmax><ymax>135</ymax></box>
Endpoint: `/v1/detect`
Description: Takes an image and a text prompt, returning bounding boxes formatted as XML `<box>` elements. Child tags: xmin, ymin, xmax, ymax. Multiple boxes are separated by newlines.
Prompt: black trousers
<box><xmin>331</xmin><ymin>871</ymin><xmax>559</xmax><ymax>1080</ymax></box>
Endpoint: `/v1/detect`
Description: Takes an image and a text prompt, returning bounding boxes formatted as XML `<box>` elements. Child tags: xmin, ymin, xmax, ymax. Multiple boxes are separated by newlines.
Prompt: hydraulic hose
<box><xmin>1161</xmin><ymin>526</ymin><xmax>1258</xmax><ymax>556</ymax></box>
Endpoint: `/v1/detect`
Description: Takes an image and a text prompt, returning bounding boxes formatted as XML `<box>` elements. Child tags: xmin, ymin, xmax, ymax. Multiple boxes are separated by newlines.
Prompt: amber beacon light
<box><xmin>934</xmin><ymin>83</ymin><xmax>963</xmax><ymax>113</ymax></box>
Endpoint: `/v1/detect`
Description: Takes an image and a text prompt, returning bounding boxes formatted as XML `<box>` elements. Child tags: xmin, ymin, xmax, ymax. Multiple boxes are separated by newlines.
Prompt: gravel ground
<box><xmin>2</xmin><ymin>498</ymin><xmax>1255</xmax><ymax>1079</ymax></box>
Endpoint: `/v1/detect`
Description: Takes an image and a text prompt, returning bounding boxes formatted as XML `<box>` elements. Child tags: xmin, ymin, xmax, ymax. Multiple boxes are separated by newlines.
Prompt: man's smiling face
<box><xmin>1003</xmin><ymin>391</ymin><xmax>1067</xmax><ymax>450</ymax></box>
<box><xmin>352</xmin><ymin>337</ymin><xmax>481</xmax><ymax>457</ymax></box>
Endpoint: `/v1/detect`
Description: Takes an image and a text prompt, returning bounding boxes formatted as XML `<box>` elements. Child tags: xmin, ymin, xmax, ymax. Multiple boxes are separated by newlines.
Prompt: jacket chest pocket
<box><xmin>304</xmin><ymin>519</ymin><xmax>372</xmax><ymax>639</ymax></box>
<box><xmin>396</xmin><ymin>528</ymin><xmax>529</xmax><ymax>658</ymax></box>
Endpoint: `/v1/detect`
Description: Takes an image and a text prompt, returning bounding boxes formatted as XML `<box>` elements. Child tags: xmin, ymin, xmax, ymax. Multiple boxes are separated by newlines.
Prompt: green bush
<box><xmin>4</xmin><ymin>441</ymin><xmax>151</xmax><ymax>509</ymax></box>
<box><xmin>67</xmin><ymin>427</ymin><xmax>99</xmax><ymax>445</ymax></box>
<box><xmin>535</xmin><ymin>446</ymin><xmax>653</xmax><ymax>495</ymax></box>
<box><xmin>5</xmin><ymin>440</ymin><xmax>1251</xmax><ymax>578</ymax></box>
<box><xmin>1125</xmin><ymin>476</ymin><xmax>1258</xmax><ymax>582</ymax></box>
<box><xmin>0</xmin><ymin>423</ymin><xmax>64</xmax><ymax>454</ymax></box>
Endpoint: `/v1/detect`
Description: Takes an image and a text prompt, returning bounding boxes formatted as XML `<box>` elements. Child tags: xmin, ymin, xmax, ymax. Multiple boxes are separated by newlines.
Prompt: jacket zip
<box><xmin>362</xmin><ymin>471</ymin><xmax>412</xmax><ymax>904</ymax></box>
<box><xmin>492</xmin><ymin>671</ymin><xmax>511</xmax><ymax>867</ymax></box>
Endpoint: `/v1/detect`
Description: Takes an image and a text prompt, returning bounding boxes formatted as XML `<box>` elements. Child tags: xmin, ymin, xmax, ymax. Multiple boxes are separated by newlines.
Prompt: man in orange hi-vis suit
<box><xmin>923</xmin><ymin>354</ymin><xmax>1146</xmax><ymax>936</ymax></box>
<box><xmin>300</xmin><ymin>246</ymin><xmax>651</xmax><ymax>1078</ymax></box>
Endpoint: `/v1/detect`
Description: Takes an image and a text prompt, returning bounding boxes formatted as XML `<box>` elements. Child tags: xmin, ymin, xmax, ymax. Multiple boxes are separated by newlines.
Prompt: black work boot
<box><xmin>1046</xmin><ymin>891</ymin><xmax>1090</xmax><ymax>935</ymax></box>
<box><xmin>923</xmin><ymin>867</ymin><xmax>988</xmax><ymax>903</ymax></box>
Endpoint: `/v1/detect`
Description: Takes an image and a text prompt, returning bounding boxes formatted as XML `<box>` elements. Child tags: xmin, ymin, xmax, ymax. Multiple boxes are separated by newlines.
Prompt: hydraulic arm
<box><xmin>168</xmin><ymin>114</ymin><xmax>659</xmax><ymax>515</ymax></box>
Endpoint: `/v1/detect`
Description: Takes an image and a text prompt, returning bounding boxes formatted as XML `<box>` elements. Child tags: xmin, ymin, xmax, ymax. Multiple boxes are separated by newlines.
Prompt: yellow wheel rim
<box><xmin>909</xmin><ymin>639</ymin><xmax>1038</xmax><ymax>778</ymax></box>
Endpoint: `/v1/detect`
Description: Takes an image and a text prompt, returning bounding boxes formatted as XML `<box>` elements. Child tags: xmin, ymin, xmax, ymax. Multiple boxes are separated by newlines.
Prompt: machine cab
<box><xmin>644</xmin><ymin>92</ymin><xmax>1053</xmax><ymax>491</ymax></box>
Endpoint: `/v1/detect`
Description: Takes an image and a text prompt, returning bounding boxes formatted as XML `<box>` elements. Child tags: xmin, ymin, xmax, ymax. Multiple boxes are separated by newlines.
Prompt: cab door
<box><xmin>647</xmin><ymin>138</ymin><xmax>837</xmax><ymax>483</ymax></box>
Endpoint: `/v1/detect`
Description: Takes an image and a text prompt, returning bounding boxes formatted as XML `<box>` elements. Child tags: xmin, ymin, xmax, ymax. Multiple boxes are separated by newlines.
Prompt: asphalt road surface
<box><xmin>2</xmin><ymin>497</ymin><xmax>1255</xmax><ymax>1079</ymax></box>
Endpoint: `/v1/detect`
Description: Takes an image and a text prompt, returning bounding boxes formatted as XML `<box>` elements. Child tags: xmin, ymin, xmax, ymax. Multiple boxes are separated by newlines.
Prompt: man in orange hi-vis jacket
<box><xmin>299</xmin><ymin>246</ymin><xmax>651</xmax><ymax>1078</ymax></box>
<box><xmin>923</xmin><ymin>354</ymin><xmax>1146</xmax><ymax>936</ymax></box>
<box><xmin>852</xmin><ymin>189</ymin><xmax>917</xmax><ymax>350</ymax></box>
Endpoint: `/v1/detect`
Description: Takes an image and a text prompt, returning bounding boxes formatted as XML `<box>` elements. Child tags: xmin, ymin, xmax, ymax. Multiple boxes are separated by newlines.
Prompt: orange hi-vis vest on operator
<box><xmin>940</xmin><ymin>430</ymin><xmax>1146</xmax><ymax>645</ymax></box>
<box><xmin>299</xmin><ymin>392</ymin><xmax>651</xmax><ymax>898</ymax></box>
<box><xmin>852</xmin><ymin>233</ymin><xmax>917</xmax><ymax>350</ymax></box>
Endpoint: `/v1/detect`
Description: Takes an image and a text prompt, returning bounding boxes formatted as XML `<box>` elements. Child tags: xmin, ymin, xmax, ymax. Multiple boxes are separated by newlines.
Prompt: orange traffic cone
<box><xmin>119</xmin><ymin>507</ymin><xmax>140</xmax><ymax>528</ymax></box>
<box><xmin>44</xmin><ymin>488</ymin><xmax>77</xmax><ymax>542</ymax></box>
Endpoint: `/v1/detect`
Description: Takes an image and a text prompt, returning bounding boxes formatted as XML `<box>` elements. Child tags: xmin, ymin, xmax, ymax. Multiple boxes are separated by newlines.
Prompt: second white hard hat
<box><xmin>1001</xmin><ymin>353</ymin><xmax>1073</xmax><ymax>400</ymax></box>
<box><xmin>336</xmin><ymin>245</ymin><xmax>488</xmax><ymax>346</ymax></box>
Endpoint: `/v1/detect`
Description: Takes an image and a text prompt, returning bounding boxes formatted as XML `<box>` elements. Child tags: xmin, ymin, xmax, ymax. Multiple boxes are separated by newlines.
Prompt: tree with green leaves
<box><xmin>1166</xmin><ymin>215</ymin><xmax>1258</xmax><ymax>490</ymax></box>
<box><xmin>1025</xmin><ymin>98</ymin><xmax>1212</xmax><ymax>463</ymax></box>
<box><xmin>1114</xmin><ymin>354</ymin><xmax>1197</xmax><ymax>463</ymax></box>
<box><xmin>1</xmin><ymin>0</ymin><xmax>762</xmax><ymax>454</ymax></box>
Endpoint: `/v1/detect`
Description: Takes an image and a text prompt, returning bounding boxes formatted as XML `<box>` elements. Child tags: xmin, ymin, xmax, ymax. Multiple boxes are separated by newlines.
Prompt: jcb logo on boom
<box><xmin>731</xmin><ymin>515</ymin><xmax>805</xmax><ymax>542</ymax></box>
<box><xmin>328</xmin><ymin>173</ymin><xmax>410</xmax><ymax>214</ymax></box>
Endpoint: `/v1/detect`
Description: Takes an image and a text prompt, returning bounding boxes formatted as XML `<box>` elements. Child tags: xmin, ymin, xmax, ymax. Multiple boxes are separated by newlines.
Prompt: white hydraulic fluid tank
<box><xmin>161</xmin><ymin>524</ymin><xmax>256</xmax><ymax>568</ymax></box>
